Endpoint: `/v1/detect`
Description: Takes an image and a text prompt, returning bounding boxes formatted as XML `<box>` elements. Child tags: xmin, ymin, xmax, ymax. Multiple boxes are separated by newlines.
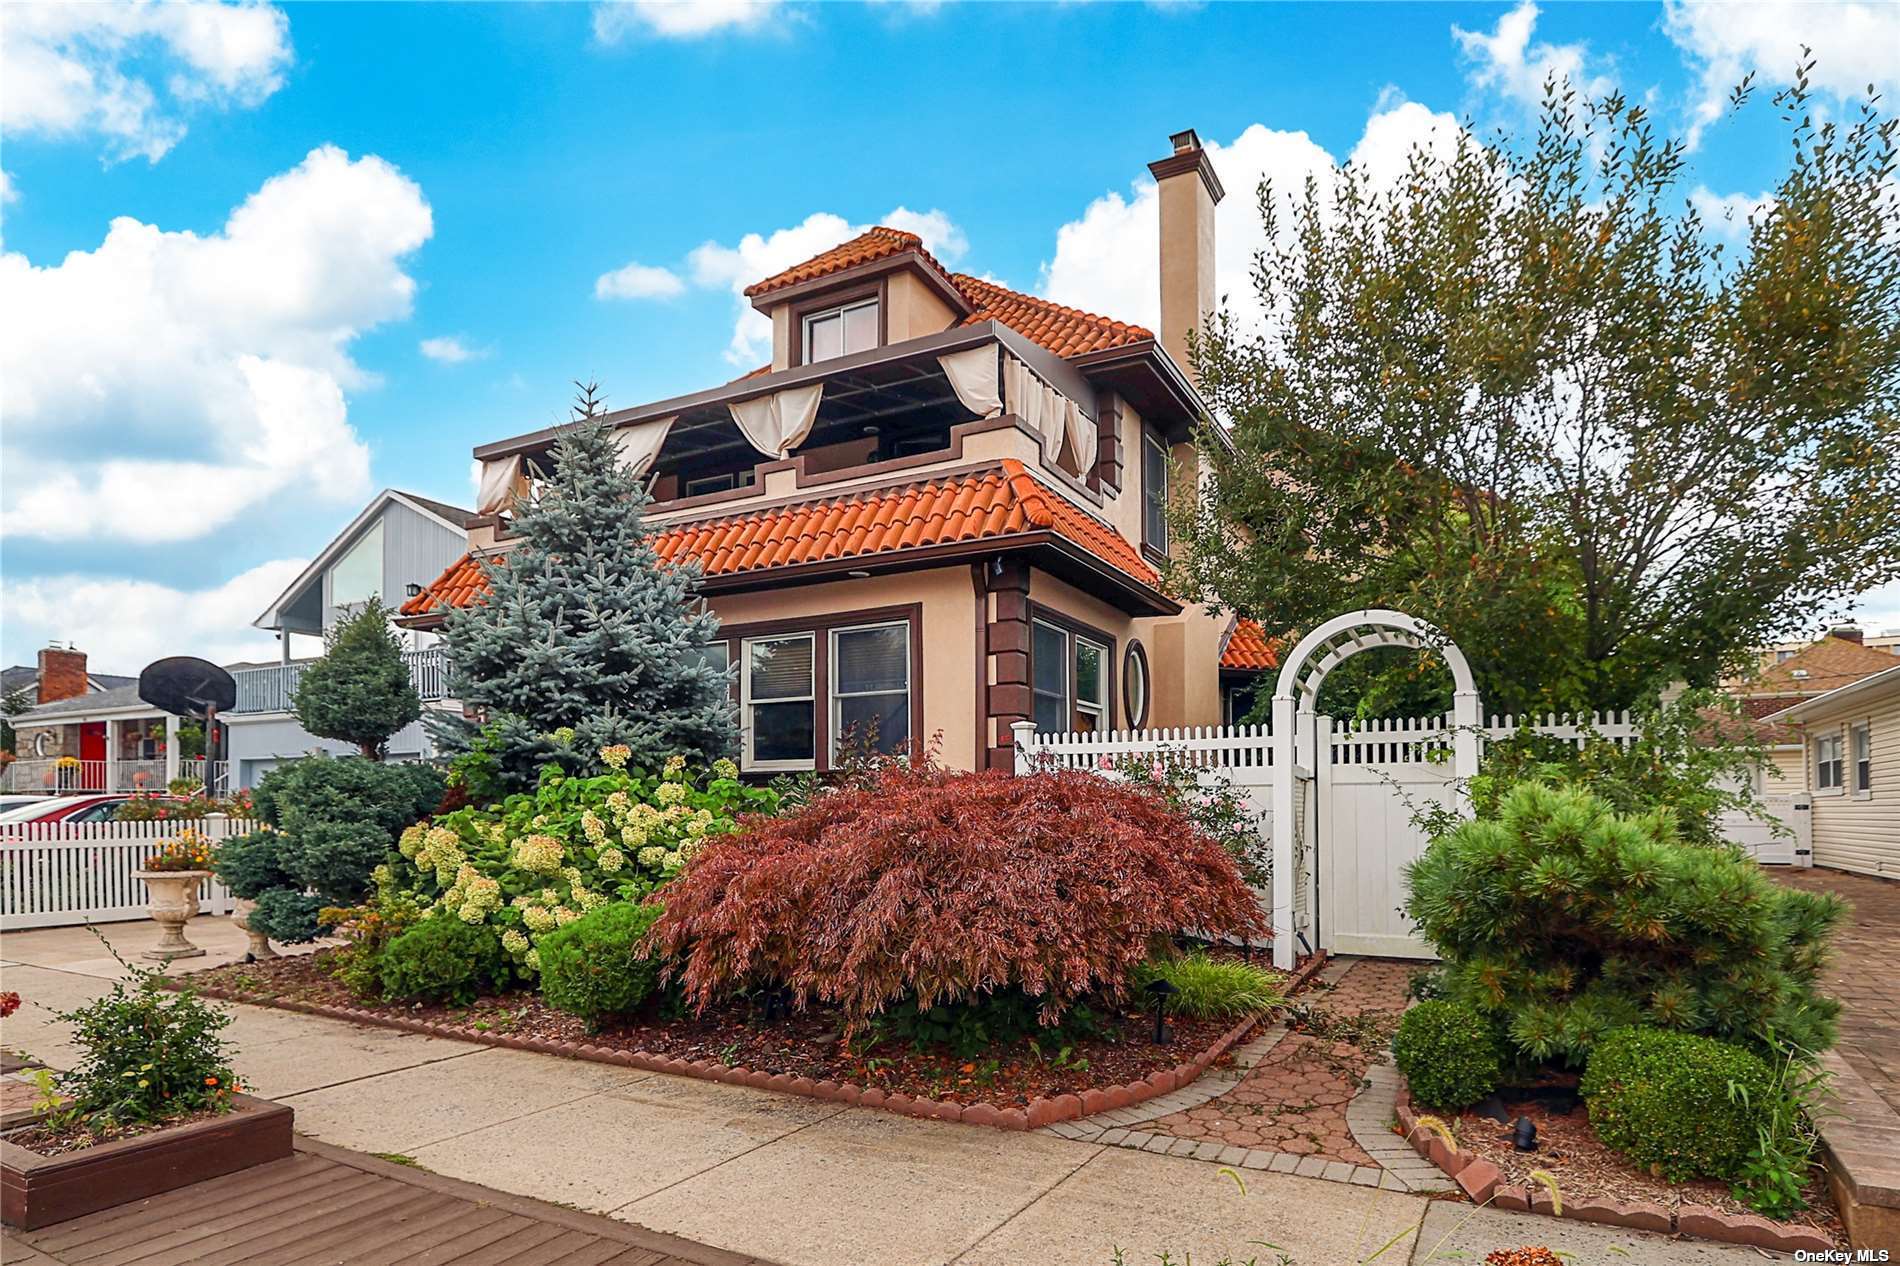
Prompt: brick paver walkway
<box><xmin>1777</xmin><ymin>867</ymin><xmax>1900</xmax><ymax>1116</ymax></box>
<box><xmin>1142</xmin><ymin>960</ymin><xmax>1416</xmax><ymax>1166</ymax></box>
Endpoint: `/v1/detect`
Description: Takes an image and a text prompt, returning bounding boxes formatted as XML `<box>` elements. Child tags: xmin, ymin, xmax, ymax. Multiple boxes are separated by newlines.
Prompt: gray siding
<box><xmin>225</xmin><ymin>709</ymin><xmax>445</xmax><ymax>790</ymax></box>
<box><xmin>317</xmin><ymin>498</ymin><xmax>467</xmax><ymax>634</ymax></box>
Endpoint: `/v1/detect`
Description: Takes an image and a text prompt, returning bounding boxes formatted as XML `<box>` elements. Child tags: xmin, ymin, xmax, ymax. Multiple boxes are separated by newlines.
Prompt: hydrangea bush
<box><xmin>383</xmin><ymin>749</ymin><xmax>774</xmax><ymax>978</ymax></box>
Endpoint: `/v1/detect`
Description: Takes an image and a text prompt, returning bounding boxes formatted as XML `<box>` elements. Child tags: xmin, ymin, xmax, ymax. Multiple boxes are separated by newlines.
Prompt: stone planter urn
<box><xmin>230</xmin><ymin>897</ymin><xmax>277</xmax><ymax>960</ymax></box>
<box><xmin>132</xmin><ymin>870</ymin><xmax>210</xmax><ymax>961</ymax></box>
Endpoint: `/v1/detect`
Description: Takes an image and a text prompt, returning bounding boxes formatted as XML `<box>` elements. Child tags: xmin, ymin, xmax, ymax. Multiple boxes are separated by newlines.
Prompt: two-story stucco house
<box><xmin>399</xmin><ymin>132</ymin><xmax>1272</xmax><ymax>774</ymax></box>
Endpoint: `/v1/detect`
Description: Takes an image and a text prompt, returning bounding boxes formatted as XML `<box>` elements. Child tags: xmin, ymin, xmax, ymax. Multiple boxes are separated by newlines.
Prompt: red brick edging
<box><xmin>173</xmin><ymin>950</ymin><xmax>1330</xmax><ymax>1134</ymax></box>
<box><xmin>1392</xmin><ymin>1088</ymin><xmax>1836</xmax><ymax>1253</ymax></box>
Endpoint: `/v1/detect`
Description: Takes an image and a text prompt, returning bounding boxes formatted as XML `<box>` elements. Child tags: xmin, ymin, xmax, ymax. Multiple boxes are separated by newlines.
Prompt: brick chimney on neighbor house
<box><xmin>1149</xmin><ymin>128</ymin><xmax>1225</xmax><ymax>385</ymax></box>
<box><xmin>37</xmin><ymin>645</ymin><xmax>88</xmax><ymax>704</ymax></box>
<box><xmin>1830</xmin><ymin>625</ymin><xmax>1865</xmax><ymax>644</ymax></box>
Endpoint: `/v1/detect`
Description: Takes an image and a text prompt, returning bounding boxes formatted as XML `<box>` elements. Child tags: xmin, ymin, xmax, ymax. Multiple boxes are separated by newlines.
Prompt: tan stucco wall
<box><xmin>709</xmin><ymin>566</ymin><xmax>982</xmax><ymax>770</ymax></box>
<box><xmin>1156</xmin><ymin>169</ymin><xmax>1216</xmax><ymax>384</ymax></box>
<box><xmin>886</xmin><ymin>270</ymin><xmax>958</xmax><ymax>342</ymax></box>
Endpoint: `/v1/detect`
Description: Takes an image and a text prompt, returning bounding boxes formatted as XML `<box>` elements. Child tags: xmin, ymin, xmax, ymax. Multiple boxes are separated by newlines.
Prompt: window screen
<box><xmin>832</xmin><ymin>623</ymin><xmax>909</xmax><ymax>756</ymax></box>
<box><xmin>745</xmin><ymin>635</ymin><xmax>814</xmax><ymax>765</ymax></box>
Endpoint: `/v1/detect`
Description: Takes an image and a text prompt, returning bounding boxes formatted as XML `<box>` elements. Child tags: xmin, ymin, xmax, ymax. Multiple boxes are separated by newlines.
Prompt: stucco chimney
<box><xmin>37</xmin><ymin>645</ymin><xmax>88</xmax><ymax>704</ymax></box>
<box><xmin>1148</xmin><ymin>129</ymin><xmax>1224</xmax><ymax>384</ymax></box>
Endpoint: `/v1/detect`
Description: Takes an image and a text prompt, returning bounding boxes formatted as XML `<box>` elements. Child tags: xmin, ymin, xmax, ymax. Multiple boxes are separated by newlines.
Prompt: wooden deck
<box><xmin>2</xmin><ymin>1136</ymin><xmax>779</xmax><ymax>1266</ymax></box>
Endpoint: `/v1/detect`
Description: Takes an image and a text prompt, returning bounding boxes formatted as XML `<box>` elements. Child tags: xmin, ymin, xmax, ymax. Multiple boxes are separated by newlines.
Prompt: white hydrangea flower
<box><xmin>712</xmin><ymin>758</ymin><xmax>739</xmax><ymax>780</ymax></box>
<box><xmin>637</xmin><ymin>845</ymin><xmax>665</xmax><ymax>868</ymax></box>
<box><xmin>655</xmin><ymin>781</ymin><xmax>686</xmax><ymax>807</ymax></box>
<box><xmin>597</xmin><ymin>846</ymin><xmax>626</xmax><ymax>873</ymax></box>
<box><xmin>501</xmin><ymin>929</ymin><xmax>529</xmax><ymax>954</ymax></box>
<box><xmin>512</xmin><ymin>834</ymin><xmax>565</xmax><ymax>873</ymax></box>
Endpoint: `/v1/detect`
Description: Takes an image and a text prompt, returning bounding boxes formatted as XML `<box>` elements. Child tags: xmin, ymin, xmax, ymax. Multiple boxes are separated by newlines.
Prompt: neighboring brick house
<box><xmin>0</xmin><ymin>648</ymin><xmax>135</xmax><ymax>710</ymax></box>
<box><xmin>400</xmin><ymin>130</ymin><xmax>1275</xmax><ymax>774</ymax></box>
<box><xmin>1731</xmin><ymin>629</ymin><xmax>1900</xmax><ymax>797</ymax></box>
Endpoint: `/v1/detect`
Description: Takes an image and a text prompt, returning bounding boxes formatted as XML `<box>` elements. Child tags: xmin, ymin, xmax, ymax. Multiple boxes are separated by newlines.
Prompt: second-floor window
<box><xmin>1142</xmin><ymin>431</ymin><xmax>1169</xmax><ymax>554</ymax></box>
<box><xmin>331</xmin><ymin>520</ymin><xmax>383</xmax><ymax>609</ymax></box>
<box><xmin>803</xmin><ymin>298</ymin><xmax>879</xmax><ymax>364</ymax></box>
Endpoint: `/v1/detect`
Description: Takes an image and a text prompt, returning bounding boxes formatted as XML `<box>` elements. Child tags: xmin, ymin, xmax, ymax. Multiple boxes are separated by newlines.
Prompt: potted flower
<box><xmin>132</xmin><ymin>828</ymin><xmax>214</xmax><ymax>961</ymax></box>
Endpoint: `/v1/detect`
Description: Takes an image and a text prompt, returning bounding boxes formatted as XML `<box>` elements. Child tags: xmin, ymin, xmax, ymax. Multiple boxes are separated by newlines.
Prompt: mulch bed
<box><xmin>5</xmin><ymin>1105</ymin><xmax>230</xmax><ymax>1158</ymax></box>
<box><xmin>1446</xmin><ymin>1092</ymin><xmax>1845</xmax><ymax>1246</ymax></box>
<box><xmin>190</xmin><ymin>950</ymin><xmax>1290</xmax><ymax>1107</ymax></box>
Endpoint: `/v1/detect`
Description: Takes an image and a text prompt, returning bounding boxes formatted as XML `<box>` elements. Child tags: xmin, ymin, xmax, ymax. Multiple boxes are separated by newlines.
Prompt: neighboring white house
<box><xmin>1764</xmin><ymin>663</ymin><xmax>1900</xmax><ymax>879</ymax></box>
<box><xmin>5</xmin><ymin>490</ymin><xmax>474</xmax><ymax>796</ymax></box>
<box><xmin>228</xmin><ymin>489</ymin><xmax>473</xmax><ymax>788</ymax></box>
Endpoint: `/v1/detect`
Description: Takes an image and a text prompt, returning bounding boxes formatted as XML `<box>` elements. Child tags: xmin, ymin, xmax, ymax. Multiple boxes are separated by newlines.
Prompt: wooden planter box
<box><xmin>1</xmin><ymin>1093</ymin><xmax>292</xmax><ymax>1229</ymax></box>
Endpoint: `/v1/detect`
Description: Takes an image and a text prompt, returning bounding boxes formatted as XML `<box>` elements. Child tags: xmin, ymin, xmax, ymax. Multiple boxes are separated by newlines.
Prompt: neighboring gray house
<box><xmin>228</xmin><ymin>489</ymin><xmax>473</xmax><ymax>788</ymax></box>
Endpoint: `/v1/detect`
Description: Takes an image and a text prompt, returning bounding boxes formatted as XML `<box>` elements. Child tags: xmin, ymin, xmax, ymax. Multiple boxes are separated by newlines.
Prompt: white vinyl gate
<box><xmin>0</xmin><ymin>818</ymin><xmax>243</xmax><ymax>931</ymax></box>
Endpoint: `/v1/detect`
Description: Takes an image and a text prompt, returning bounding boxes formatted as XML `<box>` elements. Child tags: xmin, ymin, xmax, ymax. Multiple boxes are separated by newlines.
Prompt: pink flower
<box><xmin>1097</xmin><ymin>755</ymin><xmax>1115</xmax><ymax>770</ymax></box>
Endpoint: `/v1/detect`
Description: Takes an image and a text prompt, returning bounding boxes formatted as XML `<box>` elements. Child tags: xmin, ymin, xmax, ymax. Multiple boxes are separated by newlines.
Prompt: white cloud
<box><xmin>686</xmin><ymin>207</ymin><xmax>969</xmax><ymax>365</ymax></box>
<box><xmin>0</xmin><ymin>1</ymin><xmax>292</xmax><ymax>163</ymax></box>
<box><xmin>592</xmin><ymin>0</ymin><xmax>789</xmax><ymax>42</ymax></box>
<box><xmin>0</xmin><ymin>170</ymin><xmax>16</xmax><ymax>205</ymax></box>
<box><xmin>1848</xmin><ymin>578</ymin><xmax>1900</xmax><ymax>637</ymax></box>
<box><xmin>1663</xmin><ymin>1</ymin><xmax>1900</xmax><ymax>148</ymax></box>
<box><xmin>1039</xmin><ymin>103</ymin><xmax>1462</xmax><ymax>336</ymax></box>
<box><xmin>594</xmin><ymin>260</ymin><xmax>686</xmax><ymax>300</ymax></box>
<box><xmin>0</xmin><ymin>558</ymin><xmax>308</xmax><ymax>675</ymax></box>
<box><xmin>1453</xmin><ymin>1</ymin><xmax>1614</xmax><ymax>119</ymax></box>
<box><xmin>0</xmin><ymin>144</ymin><xmax>432</xmax><ymax>544</ymax></box>
<box><xmin>1689</xmin><ymin>185</ymin><xmax>1775</xmax><ymax>245</ymax></box>
<box><xmin>419</xmin><ymin>335</ymin><xmax>482</xmax><ymax>363</ymax></box>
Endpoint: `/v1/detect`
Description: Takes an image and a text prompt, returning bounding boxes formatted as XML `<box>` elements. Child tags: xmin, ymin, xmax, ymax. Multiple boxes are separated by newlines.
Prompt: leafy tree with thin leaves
<box><xmin>291</xmin><ymin>597</ymin><xmax>423</xmax><ymax>758</ymax></box>
<box><xmin>434</xmin><ymin>382</ymin><xmax>737</xmax><ymax>792</ymax></box>
<box><xmin>1179</xmin><ymin>59</ymin><xmax>1900</xmax><ymax>715</ymax></box>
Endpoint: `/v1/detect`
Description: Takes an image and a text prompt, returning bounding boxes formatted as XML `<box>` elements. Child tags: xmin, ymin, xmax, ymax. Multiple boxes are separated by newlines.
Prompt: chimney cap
<box><xmin>1149</xmin><ymin>129</ymin><xmax>1225</xmax><ymax>204</ymax></box>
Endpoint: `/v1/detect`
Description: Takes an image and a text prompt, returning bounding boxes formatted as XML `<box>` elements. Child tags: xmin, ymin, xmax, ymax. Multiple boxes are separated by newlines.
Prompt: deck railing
<box><xmin>0</xmin><ymin>758</ymin><xmax>230</xmax><ymax>796</ymax></box>
<box><xmin>231</xmin><ymin>647</ymin><xmax>452</xmax><ymax>713</ymax></box>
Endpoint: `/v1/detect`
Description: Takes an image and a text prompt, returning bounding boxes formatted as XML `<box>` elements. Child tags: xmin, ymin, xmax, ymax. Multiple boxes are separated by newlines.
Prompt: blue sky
<box><xmin>3</xmin><ymin>0</ymin><xmax>1897</xmax><ymax>673</ymax></box>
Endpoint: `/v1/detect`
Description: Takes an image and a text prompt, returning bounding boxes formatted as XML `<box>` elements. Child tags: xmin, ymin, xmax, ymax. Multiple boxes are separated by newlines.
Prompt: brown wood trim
<box><xmin>1026</xmin><ymin>599</ymin><xmax>1120</xmax><ymax>732</ymax></box>
<box><xmin>1147</xmin><ymin>148</ymin><xmax>1227</xmax><ymax>203</ymax></box>
<box><xmin>719</xmin><ymin>603</ymin><xmax>923</xmax><ymax>773</ymax></box>
<box><xmin>972</xmin><ymin>562</ymin><xmax>989</xmax><ymax>770</ymax></box>
<box><xmin>787</xmin><ymin>279</ymin><xmax>887</xmax><ymax>370</ymax></box>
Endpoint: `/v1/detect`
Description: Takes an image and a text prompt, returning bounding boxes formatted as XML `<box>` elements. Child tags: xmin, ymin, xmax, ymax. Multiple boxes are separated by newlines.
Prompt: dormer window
<box><xmin>803</xmin><ymin>297</ymin><xmax>879</xmax><ymax>363</ymax></box>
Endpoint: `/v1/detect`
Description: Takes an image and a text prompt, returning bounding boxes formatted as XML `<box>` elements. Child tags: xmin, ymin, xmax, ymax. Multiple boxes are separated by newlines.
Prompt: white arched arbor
<box><xmin>1269</xmin><ymin>609</ymin><xmax>1480</xmax><ymax>968</ymax></box>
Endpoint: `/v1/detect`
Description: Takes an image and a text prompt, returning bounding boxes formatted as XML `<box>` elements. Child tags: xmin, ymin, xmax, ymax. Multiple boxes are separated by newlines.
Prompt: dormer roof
<box><xmin>744</xmin><ymin>226</ymin><xmax>958</xmax><ymax>300</ymax></box>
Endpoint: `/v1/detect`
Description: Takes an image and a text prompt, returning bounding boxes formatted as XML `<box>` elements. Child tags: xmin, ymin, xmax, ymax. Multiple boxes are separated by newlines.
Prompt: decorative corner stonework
<box><xmin>1392</xmin><ymin>1073</ymin><xmax>1842</xmax><ymax>1253</ymax></box>
<box><xmin>174</xmin><ymin>979</ymin><xmax>1267</xmax><ymax>1134</ymax></box>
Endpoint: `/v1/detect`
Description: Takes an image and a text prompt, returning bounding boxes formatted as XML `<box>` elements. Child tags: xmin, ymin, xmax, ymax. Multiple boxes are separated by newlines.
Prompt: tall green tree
<box><xmin>1180</xmin><ymin>63</ymin><xmax>1900</xmax><ymax>715</ymax></box>
<box><xmin>436</xmin><ymin>383</ymin><xmax>737</xmax><ymax>792</ymax></box>
<box><xmin>292</xmin><ymin>598</ymin><xmax>422</xmax><ymax>758</ymax></box>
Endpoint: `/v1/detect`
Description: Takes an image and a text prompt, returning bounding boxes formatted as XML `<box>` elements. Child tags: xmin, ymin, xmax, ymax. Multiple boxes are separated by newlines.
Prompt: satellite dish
<box><xmin>138</xmin><ymin>657</ymin><xmax>237</xmax><ymax>719</ymax></box>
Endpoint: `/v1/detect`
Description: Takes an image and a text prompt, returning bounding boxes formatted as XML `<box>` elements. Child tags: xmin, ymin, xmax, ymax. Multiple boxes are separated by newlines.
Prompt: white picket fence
<box><xmin>0</xmin><ymin>818</ymin><xmax>245</xmax><ymax>931</ymax></box>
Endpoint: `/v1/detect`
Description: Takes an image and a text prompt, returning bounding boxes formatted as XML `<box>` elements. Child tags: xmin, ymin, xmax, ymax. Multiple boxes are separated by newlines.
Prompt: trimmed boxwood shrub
<box><xmin>1392</xmin><ymin>1000</ymin><xmax>1504</xmax><ymax>1108</ymax></box>
<box><xmin>652</xmin><ymin>763</ymin><xmax>1269</xmax><ymax>1033</ymax></box>
<box><xmin>1581</xmin><ymin>1026</ymin><xmax>1772</xmax><ymax>1181</ymax></box>
<box><xmin>379</xmin><ymin>915</ymin><xmax>509</xmax><ymax>1006</ymax></box>
<box><xmin>537</xmin><ymin>902</ymin><xmax>666</xmax><ymax>1026</ymax></box>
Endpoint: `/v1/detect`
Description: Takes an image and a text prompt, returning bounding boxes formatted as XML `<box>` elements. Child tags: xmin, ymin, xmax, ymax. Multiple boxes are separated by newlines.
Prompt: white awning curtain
<box><xmin>938</xmin><ymin>346</ymin><xmax>1002</xmax><ymax>418</ymax></box>
<box><xmin>1003</xmin><ymin>355</ymin><xmax>1091</xmax><ymax>473</ymax></box>
<box><xmin>476</xmin><ymin>454</ymin><xmax>524</xmax><ymax>514</ymax></box>
<box><xmin>728</xmin><ymin>382</ymin><xmax>824</xmax><ymax>459</ymax></box>
<box><xmin>612</xmin><ymin>415</ymin><xmax>676</xmax><ymax>479</ymax></box>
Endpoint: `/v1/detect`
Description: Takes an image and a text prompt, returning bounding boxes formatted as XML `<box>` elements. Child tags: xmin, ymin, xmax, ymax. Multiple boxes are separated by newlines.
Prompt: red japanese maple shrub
<box><xmin>651</xmin><ymin>763</ymin><xmax>1269</xmax><ymax>1030</ymax></box>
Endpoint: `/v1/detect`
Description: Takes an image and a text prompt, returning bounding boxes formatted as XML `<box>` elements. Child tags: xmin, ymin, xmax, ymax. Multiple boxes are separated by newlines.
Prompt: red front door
<box><xmin>79</xmin><ymin>723</ymin><xmax>106</xmax><ymax>789</ymax></box>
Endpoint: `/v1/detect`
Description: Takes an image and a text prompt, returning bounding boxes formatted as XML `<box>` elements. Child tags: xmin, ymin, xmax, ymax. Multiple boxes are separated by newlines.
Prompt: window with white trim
<box><xmin>803</xmin><ymin>298</ymin><xmax>879</xmax><ymax>364</ymax></box>
<box><xmin>1851</xmin><ymin>721</ymin><xmax>1872</xmax><ymax>795</ymax></box>
<box><xmin>1816</xmin><ymin>731</ymin><xmax>1844</xmax><ymax>791</ymax></box>
<box><xmin>830</xmin><ymin>622</ymin><xmax>910</xmax><ymax>758</ymax></box>
<box><xmin>1030</xmin><ymin>618</ymin><xmax>1110</xmax><ymax>734</ymax></box>
<box><xmin>742</xmin><ymin>634</ymin><xmax>815</xmax><ymax>770</ymax></box>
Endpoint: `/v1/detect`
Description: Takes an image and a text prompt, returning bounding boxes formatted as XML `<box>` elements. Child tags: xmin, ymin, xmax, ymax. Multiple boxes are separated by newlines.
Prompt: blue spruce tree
<box><xmin>437</xmin><ymin>382</ymin><xmax>737</xmax><ymax>790</ymax></box>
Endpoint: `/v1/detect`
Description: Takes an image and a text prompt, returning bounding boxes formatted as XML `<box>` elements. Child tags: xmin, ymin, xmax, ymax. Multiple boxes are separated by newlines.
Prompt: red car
<box><xmin>0</xmin><ymin>794</ymin><xmax>177</xmax><ymax>825</ymax></box>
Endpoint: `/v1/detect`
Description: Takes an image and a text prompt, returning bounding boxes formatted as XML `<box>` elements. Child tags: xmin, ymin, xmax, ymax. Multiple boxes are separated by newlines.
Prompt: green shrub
<box><xmin>1131</xmin><ymin>952</ymin><xmax>1285</xmax><ymax>1019</ymax></box>
<box><xmin>1392</xmin><ymin>1000</ymin><xmax>1504</xmax><ymax>1109</ymax></box>
<box><xmin>1581</xmin><ymin>1026</ymin><xmax>1772</xmax><ymax>1181</ymax></box>
<box><xmin>1405</xmin><ymin>781</ymin><xmax>1842</xmax><ymax>1065</ymax></box>
<box><xmin>536</xmin><ymin>902</ymin><xmax>666</xmax><ymax>1026</ymax></box>
<box><xmin>870</xmin><ymin>990</ymin><xmax>1109</xmax><ymax>1060</ymax></box>
<box><xmin>379</xmin><ymin>915</ymin><xmax>508</xmax><ymax>1005</ymax></box>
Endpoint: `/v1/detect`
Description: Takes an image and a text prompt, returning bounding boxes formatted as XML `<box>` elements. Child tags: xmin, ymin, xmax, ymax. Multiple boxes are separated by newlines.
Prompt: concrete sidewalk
<box><xmin>0</xmin><ymin>919</ymin><xmax>1784</xmax><ymax>1265</ymax></box>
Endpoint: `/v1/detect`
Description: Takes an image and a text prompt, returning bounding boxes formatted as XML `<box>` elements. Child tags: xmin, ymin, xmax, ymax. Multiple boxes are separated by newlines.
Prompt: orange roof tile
<box><xmin>399</xmin><ymin>461</ymin><xmax>1160</xmax><ymax>620</ymax></box>
<box><xmin>951</xmin><ymin>274</ymin><xmax>1154</xmax><ymax>359</ymax></box>
<box><xmin>1221</xmin><ymin>618</ymin><xmax>1279</xmax><ymax>672</ymax></box>
<box><xmin>1736</xmin><ymin>634</ymin><xmax>1898</xmax><ymax>698</ymax></box>
<box><xmin>743</xmin><ymin>227</ymin><xmax>952</xmax><ymax>299</ymax></box>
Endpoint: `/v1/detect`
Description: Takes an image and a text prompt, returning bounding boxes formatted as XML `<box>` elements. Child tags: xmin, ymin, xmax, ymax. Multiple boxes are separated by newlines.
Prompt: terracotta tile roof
<box><xmin>950</xmin><ymin>274</ymin><xmax>1154</xmax><ymax>359</ymax></box>
<box><xmin>743</xmin><ymin>227</ymin><xmax>952</xmax><ymax>299</ymax></box>
<box><xmin>1220</xmin><ymin>618</ymin><xmax>1279</xmax><ymax>672</ymax></box>
<box><xmin>1735</xmin><ymin>635</ymin><xmax>1898</xmax><ymax>699</ymax></box>
<box><xmin>399</xmin><ymin>460</ymin><xmax>1159</xmax><ymax>620</ymax></box>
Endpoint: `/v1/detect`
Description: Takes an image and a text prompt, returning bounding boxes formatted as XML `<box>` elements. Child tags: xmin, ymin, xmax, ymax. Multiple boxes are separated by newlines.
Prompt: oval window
<box><xmin>1123</xmin><ymin>641</ymin><xmax>1150</xmax><ymax>729</ymax></box>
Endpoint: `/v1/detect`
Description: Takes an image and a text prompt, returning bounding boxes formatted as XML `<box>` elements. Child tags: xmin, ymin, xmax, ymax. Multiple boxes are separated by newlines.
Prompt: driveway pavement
<box><xmin>1778</xmin><ymin>867</ymin><xmax>1900</xmax><ymax>1116</ymax></box>
<box><xmin>0</xmin><ymin>918</ymin><xmax>1797</xmax><ymax>1264</ymax></box>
